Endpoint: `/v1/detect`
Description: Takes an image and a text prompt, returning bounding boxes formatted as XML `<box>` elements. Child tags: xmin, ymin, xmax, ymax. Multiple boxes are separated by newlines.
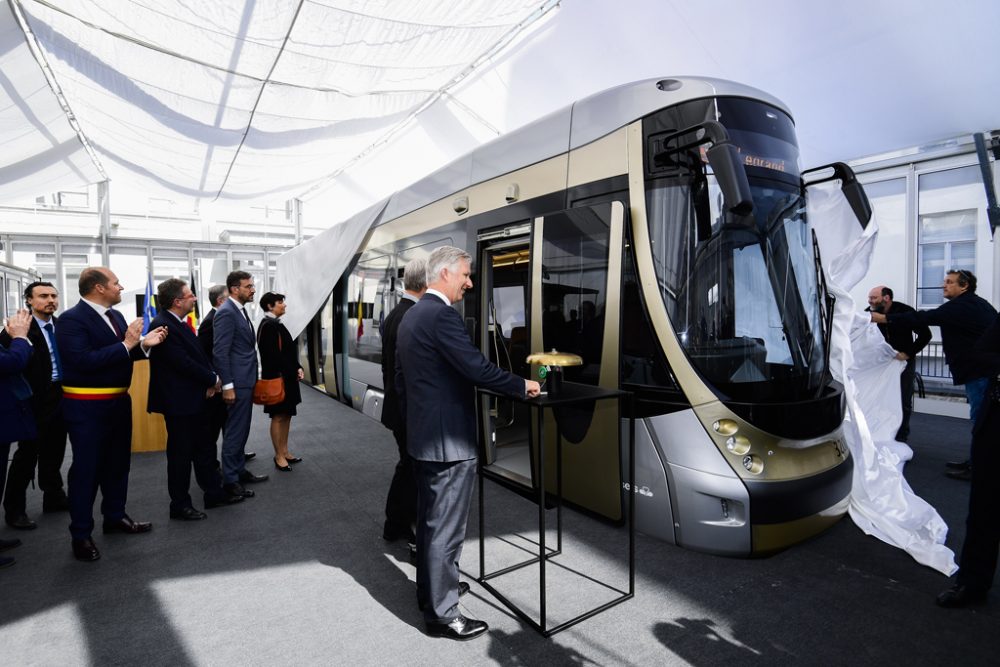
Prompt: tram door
<box><xmin>479</xmin><ymin>201</ymin><xmax>626</xmax><ymax>521</ymax></box>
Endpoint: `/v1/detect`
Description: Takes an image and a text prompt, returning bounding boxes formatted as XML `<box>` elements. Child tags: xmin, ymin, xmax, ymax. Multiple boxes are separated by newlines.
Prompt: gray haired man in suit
<box><xmin>213</xmin><ymin>271</ymin><xmax>268</xmax><ymax>499</ymax></box>
<box><xmin>396</xmin><ymin>246</ymin><xmax>540</xmax><ymax>641</ymax></box>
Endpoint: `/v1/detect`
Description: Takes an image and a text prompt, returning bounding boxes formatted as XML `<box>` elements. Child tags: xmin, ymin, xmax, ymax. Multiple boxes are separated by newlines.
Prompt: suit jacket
<box><xmin>212</xmin><ymin>299</ymin><xmax>258</xmax><ymax>389</ymax></box>
<box><xmin>198</xmin><ymin>308</ymin><xmax>217</xmax><ymax>362</ymax></box>
<box><xmin>0</xmin><ymin>337</ymin><xmax>37</xmax><ymax>443</ymax></box>
<box><xmin>0</xmin><ymin>316</ymin><xmax>57</xmax><ymax>410</ymax></box>
<box><xmin>55</xmin><ymin>301</ymin><xmax>145</xmax><ymax>388</ymax></box>
<box><xmin>396</xmin><ymin>294</ymin><xmax>525</xmax><ymax>462</ymax></box>
<box><xmin>380</xmin><ymin>296</ymin><xmax>415</xmax><ymax>431</ymax></box>
<box><xmin>148</xmin><ymin>311</ymin><xmax>218</xmax><ymax>416</ymax></box>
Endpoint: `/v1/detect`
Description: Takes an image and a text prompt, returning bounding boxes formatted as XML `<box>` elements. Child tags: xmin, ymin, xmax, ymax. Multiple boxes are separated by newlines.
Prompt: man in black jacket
<box><xmin>379</xmin><ymin>259</ymin><xmax>427</xmax><ymax>544</ymax></box>
<box><xmin>0</xmin><ymin>281</ymin><xmax>69</xmax><ymax>531</ymax></box>
<box><xmin>866</xmin><ymin>285</ymin><xmax>932</xmax><ymax>442</ymax></box>
<box><xmin>871</xmin><ymin>270</ymin><xmax>996</xmax><ymax>479</ymax></box>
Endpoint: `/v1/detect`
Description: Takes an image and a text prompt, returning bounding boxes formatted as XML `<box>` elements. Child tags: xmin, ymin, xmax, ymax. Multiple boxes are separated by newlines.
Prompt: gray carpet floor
<box><xmin>1</xmin><ymin>387</ymin><xmax>997</xmax><ymax>666</ymax></box>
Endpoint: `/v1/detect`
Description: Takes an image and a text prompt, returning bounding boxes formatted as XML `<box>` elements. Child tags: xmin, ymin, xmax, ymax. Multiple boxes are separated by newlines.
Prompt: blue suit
<box><xmin>212</xmin><ymin>298</ymin><xmax>258</xmax><ymax>484</ymax></box>
<box><xmin>56</xmin><ymin>301</ymin><xmax>145</xmax><ymax>540</ymax></box>
<box><xmin>396</xmin><ymin>293</ymin><xmax>525</xmax><ymax>622</ymax></box>
<box><xmin>148</xmin><ymin>311</ymin><xmax>227</xmax><ymax>510</ymax></box>
<box><xmin>1</xmin><ymin>337</ymin><xmax>36</xmax><ymax>507</ymax></box>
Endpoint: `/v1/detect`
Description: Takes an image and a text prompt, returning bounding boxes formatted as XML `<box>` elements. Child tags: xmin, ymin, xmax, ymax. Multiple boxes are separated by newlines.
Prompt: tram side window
<box><xmin>540</xmin><ymin>208</ymin><xmax>611</xmax><ymax>386</ymax></box>
<box><xmin>347</xmin><ymin>253</ymin><xmax>393</xmax><ymax>365</ymax></box>
<box><xmin>621</xmin><ymin>250</ymin><xmax>681</xmax><ymax>393</ymax></box>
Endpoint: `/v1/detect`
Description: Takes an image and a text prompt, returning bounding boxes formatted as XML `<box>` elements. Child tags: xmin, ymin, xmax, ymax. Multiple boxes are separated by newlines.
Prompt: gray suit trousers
<box><xmin>413</xmin><ymin>457</ymin><xmax>477</xmax><ymax>623</ymax></box>
<box><xmin>221</xmin><ymin>387</ymin><xmax>253</xmax><ymax>484</ymax></box>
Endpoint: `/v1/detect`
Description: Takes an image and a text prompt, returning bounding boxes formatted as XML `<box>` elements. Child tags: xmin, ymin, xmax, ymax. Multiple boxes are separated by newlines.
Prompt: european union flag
<box><xmin>142</xmin><ymin>273</ymin><xmax>156</xmax><ymax>334</ymax></box>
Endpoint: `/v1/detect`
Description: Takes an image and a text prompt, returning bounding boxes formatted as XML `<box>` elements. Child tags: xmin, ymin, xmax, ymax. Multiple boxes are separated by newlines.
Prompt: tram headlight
<box><xmin>742</xmin><ymin>455</ymin><xmax>763</xmax><ymax>474</ymax></box>
<box><xmin>726</xmin><ymin>435</ymin><xmax>751</xmax><ymax>455</ymax></box>
<box><xmin>713</xmin><ymin>419</ymin><xmax>738</xmax><ymax>436</ymax></box>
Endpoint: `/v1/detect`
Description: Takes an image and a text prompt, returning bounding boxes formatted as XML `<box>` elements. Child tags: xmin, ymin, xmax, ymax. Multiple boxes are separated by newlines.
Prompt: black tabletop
<box><xmin>478</xmin><ymin>380</ymin><xmax>627</xmax><ymax>407</ymax></box>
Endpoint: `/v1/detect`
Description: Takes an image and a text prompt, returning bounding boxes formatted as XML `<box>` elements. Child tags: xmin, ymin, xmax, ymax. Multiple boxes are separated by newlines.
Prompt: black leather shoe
<box><xmin>425</xmin><ymin>615</ymin><xmax>488</xmax><ymax>641</ymax></box>
<box><xmin>286</xmin><ymin>456</ymin><xmax>302</xmax><ymax>464</ymax></box>
<box><xmin>274</xmin><ymin>457</ymin><xmax>292</xmax><ymax>472</ymax></box>
<box><xmin>239</xmin><ymin>470</ymin><xmax>269</xmax><ymax>484</ymax></box>
<box><xmin>936</xmin><ymin>584</ymin><xmax>988</xmax><ymax>608</ymax></box>
<box><xmin>0</xmin><ymin>537</ymin><xmax>22</xmax><ymax>552</ymax></box>
<box><xmin>5</xmin><ymin>514</ymin><xmax>37</xmax><ymax>530</ymax></box>
<box><xmin>419</xmin><ymin>582</ymin><xmax>470</xmax><ymax>611</ymax></box>
<box><xmin>946</xmin><ymin>468</ymin><xmax>973</xmax><ymax>481</ymax></box>
<box><xmin>205</xmin><ymin>492</ymin><xmax>245</xmax><ymax>508</ymax></box>
<box><xmin>223</xmin><ymin>482</ymin><xmax>254</xmax><ymax>498</ymax></box>
<box><xmin>382</xmin><ymin>521</ymin><xmax>415</xmax><ymax>542</ymax></box>
<box><xmin>43</xmin><ymin>493</ymin><xmax>71</xmax><ymax>513</ymax></box>
<box><xmin>102</xmin><ymin>515</ymin><xmax>153</xmax><ymax>535</ymax></box>
<box><xmin>170</xmin><ymin>507</ymin><xmax>208</xmax><ymax>521</ymax></box>
<box><xmin>72</xmin><ymin>538</ymin><xmax>101</xmax><ymax>562</ymax></box>
<box><xmin>945</xmin><ymin>459</ymin><xmax>971</xmax><ymax>470</ymax></box>
<box><xmin>244</xmin><ymin>451</ymin><xmax>257</xmax><ymax>462</ymax></box>
<box><xmin>0</xmin><ymin>555</ymin><xmax>14</xmax><ymax>569</ymax></box>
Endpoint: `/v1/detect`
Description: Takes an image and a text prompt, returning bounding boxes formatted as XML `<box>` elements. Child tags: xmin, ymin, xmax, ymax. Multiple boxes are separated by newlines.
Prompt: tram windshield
<box><xmin>646</xmin><ymin>98</ymin><xmax>826</xmax><ymax>402</ymax></box>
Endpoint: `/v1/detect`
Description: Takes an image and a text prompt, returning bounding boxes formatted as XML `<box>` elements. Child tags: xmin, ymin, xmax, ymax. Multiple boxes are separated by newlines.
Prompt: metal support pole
<box><xmin>98</xmin><ymin>180</ymin><xmax>111</xmax><ymax>264</ymax></box>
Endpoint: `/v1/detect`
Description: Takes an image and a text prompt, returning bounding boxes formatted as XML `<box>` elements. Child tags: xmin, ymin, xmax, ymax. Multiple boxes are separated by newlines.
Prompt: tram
<box><xmin>301</xmin><ymin>77</ymin><xmax>871</xmax><ymax>556</ymax></box>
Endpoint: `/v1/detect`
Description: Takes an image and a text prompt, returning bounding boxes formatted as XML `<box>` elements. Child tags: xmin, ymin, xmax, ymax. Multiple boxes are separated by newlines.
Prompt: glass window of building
<box><xmin>917</xmin><ymin>165</ymin><xmax>983</xmax><ymax>308</ymax></box>
<box><xmin>109</xmin><ymin>245</ymin><xmax>150</xmax><ymax>319</ymax></box>
<box><xmin>60</xmin><ymin>243</ymin><xmax>104</xmax><ymax>310</ymax></box>
<box><xmin>232</xmin><ymin>251</ymin><xmax>266</xmax><ymax>320</ymax></box>
<box><xmin>194</xmin><ymin>249</ymin><xmax>229</xmax><ymax>316</ymax></box>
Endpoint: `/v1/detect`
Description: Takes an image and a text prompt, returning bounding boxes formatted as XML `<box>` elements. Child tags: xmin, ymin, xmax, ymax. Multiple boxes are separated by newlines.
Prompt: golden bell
<box><xmin>526</xmin><ymin>350</ymin><xmax>583</xmax><ymax>367</ymax></box>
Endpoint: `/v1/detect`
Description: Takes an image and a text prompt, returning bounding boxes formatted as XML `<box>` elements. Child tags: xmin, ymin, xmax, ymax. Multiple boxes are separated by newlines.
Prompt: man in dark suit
<box><xmin>56</xmin><ymin>267</ymin><xmax>167</xmax><ymax>562</ymax></box>
<box><xmin>396</xmin><ymin>246</ymin><xmax>540</xmax><ymax>641</ymax></box>
<box><xmin>199</xmin><ymin>284</ymin><xmax>254</xmax><ymax>462</ymax></box>
<box><xmin>1</xmin><ymin>282</ymin><xmax>69</xmax><ymax>531</ymax></box>
<box><xmin>148</xmin><ymin>279</ymin><xmax>244</xmax><ymax>521</ymax></box>
<box><xmin>0</xmin><ymin>309</ymin><xmax>36</xmax><ymax>569</ymax></box>
<box><xmin>380</xmin><ymin>259</ymin><xmax>426</xmax><ymax>544</ymax></box>
<box><xmin>213</xmin><ymin>271</ymin><xmax>267</xmax><ymax>498</ymax></box>
<box><xmin>866</xmin><ymin>285</ymin><xmax>932</xmax><ymax>442</ymax></box>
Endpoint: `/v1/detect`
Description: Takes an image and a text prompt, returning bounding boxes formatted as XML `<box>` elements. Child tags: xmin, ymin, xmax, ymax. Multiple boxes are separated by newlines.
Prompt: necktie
<box><xmin>242</xmin><ymin>308</ymin><xmax>254</xmax><ymax>334</ymax></box>
<box><xmin>43</xmin><ymin>322</ymin><xmax>63</xmax><ymax>381</ymax></box>
<box><xmin>105</xmin><ymin>309</ymin><xmax>123</xmax><ymax>339</ymax></box>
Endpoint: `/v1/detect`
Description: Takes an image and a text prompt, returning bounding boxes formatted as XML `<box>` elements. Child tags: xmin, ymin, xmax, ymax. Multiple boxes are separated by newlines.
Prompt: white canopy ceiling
<box><xmin>1</xmin><ymin>0</ymin><xmax>998</xmax><ymax>218</ymax></box>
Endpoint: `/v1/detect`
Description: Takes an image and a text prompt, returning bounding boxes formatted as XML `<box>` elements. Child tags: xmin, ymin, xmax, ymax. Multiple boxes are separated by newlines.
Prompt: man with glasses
<box><xmin>870</xmin><ymin>269</ymin><xmax>996</xmax><ymax>479</ymax></box>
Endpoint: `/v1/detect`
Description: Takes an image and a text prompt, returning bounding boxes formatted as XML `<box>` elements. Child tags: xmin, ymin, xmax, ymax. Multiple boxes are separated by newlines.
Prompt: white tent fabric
<box><xmin>3</xmin><ymin>1</ymin><xmax>998</xmax><ymax>212</ymax></box>
<box><xmin>12</xmin><ymin>0</ymin><xmax>557</xmax><ymax>203</ymax></box>
<box><xmin>0</xmin><ymin>0</ymin><xmax>101</xmax><ymax>203</ymax></box>
<box><xmin>810</xmin><ymin>183</ymin><xmax>957</xmax><ymax>575</ymax></box>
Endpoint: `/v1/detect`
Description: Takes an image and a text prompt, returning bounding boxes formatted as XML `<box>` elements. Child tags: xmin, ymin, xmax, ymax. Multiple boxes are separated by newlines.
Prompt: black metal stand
<box><xmin>476</xmin><ymin>382</ymin><xmax>635</xmax><ymax>637</ymax></box>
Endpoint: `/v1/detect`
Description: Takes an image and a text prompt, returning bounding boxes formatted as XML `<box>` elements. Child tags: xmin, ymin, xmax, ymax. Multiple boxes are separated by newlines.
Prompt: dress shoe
<box><xmin>425</xmin><ymin>615</ymin><xmax>488</xmax><ymax>641</ymax></box>
<box><xmin>418</xmin><ymin>582</ymin><xmax>471</xmax><ymax>611</ymax></box>
<box><xmin>0</xmin><ymin>537</ymin><xmax>22</xmax><ymax>552</ymax></box>
<box><xmin>286</xmin><ymin>456</ymin><xmax>302</xmax><ymax>464</ymax></box>
<box><xmin>170</xmin><ymin>506</ymin><xmax>208</xmax><ymax>521</ymax></box>
<box><xmin>205</xmin><ymin>492</ymin><xmax>246</xmax><ymax>508</ymax></box>
<box><xmin>382</xmin><ymin>521</ymin><xmax>415</xmax><ymax>542</ymax></box>
<box><xmin>72</xmin><ymin>538</ymin><xmax>101</xmax><ymax>562</ymax></box>
<box><xmin>102</xmin><ymin>515</ymin><xmax>153</xmax><ymax>535</ymax></box>
<box><xmin>936</xmin><ymin>583</ymin><xmax>988</xmax><ymax>608</ymax></box>
<box><xmin>945</xmin><ymin>459</ymin><xmax>971</xmax><ymax>470</ymax></box>
<box><xmin>0</xmin><ymin>555</ymin><xmax>14</xmax><ymax>569</ymax></box>
<box><xmin>5</xmin><ymin>514</ymin><xmax>37</xmax><ymax>530</ymax></box>
<box><xmin>239</xmin><ymin>470</ymin><xmax>269</xmax><ymax>484</ymax></box>
<box><xmin>946</xmin><ymin>468</ymin><xmax>973</xmax><ymax>481</ymax></box>
<box><xmin>42</xmin><ymin>493</ymin><xmax>71</xmax><ymax>513</ymax></box>
<box><xmin>223</xmin><ymin>482</ymin><xmax>254</xmax><ymax>498</ymax></box>
<box><xmin>274</xmin><ymin>457</ymin><xmax>292</xmax><ymax>472</ymax></box>
<box><xmin>244</xmin><ymin>451</ymin><xmax>257</xmax><ymax>462</ymax></box>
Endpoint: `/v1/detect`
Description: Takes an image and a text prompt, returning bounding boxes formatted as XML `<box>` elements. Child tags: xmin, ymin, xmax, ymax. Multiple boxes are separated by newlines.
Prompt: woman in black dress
<box><xmin>258</xmin><ymin>292</ymin><xmax>304</xmax><ymax>471</ymax></box>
